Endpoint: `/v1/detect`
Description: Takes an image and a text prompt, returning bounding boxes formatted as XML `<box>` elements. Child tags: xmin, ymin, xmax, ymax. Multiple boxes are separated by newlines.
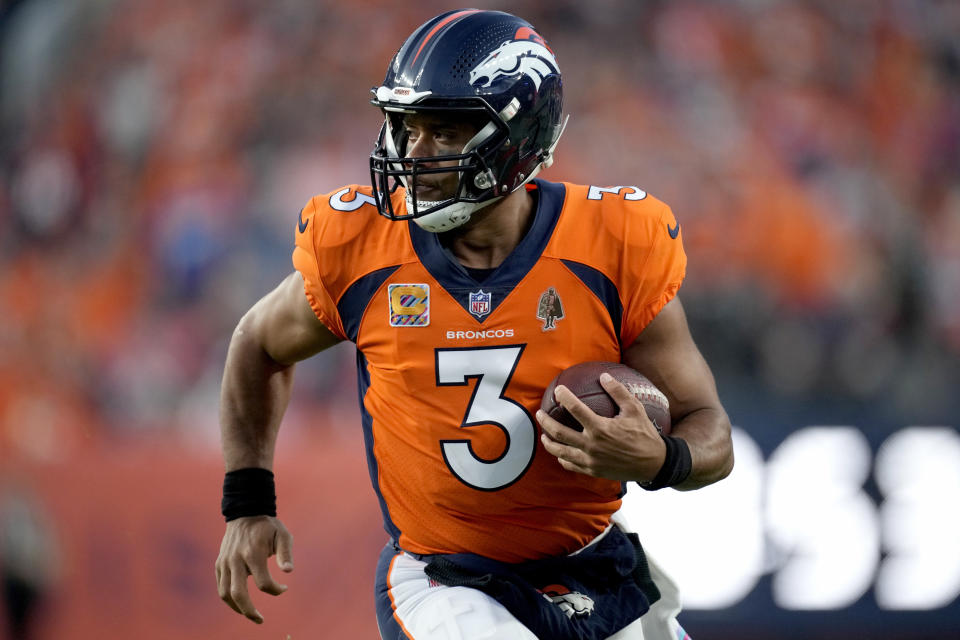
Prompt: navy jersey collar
<box><xmin>407</xmin><ymin>179</ymin><xmax>566</xmax><ymax>321</ymax></box>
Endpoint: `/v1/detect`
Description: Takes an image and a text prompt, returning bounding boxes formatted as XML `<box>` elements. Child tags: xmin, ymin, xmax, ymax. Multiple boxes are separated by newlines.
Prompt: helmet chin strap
<box><xmin>408</xmin><ymin>195</ymin><xmax>502</xmax><ymax>233</ymax></box>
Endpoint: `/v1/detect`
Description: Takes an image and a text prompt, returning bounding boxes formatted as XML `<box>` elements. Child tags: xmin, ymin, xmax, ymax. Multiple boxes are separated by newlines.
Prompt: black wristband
<box><xmin>641</xmin><ymin>435</ymin><xmax>692</xmax><ymax>491</ymax></box>
<box><xmin>221</xmin><ymin>468</ymin><xmax>277</xmax><ymax>522</ymax></box>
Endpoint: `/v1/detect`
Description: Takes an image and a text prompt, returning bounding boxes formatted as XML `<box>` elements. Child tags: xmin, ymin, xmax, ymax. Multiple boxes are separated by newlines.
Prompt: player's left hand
<box><xmin>536</xmin><ymin>372</ymin><xmax>667</xmax><ymax>482</ymax></box>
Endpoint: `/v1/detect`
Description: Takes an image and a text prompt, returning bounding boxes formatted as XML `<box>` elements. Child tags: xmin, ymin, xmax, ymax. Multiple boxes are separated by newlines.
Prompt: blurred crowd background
<box><xmin>0</xmin><ymin>0</ymin><xmax>958</xmax><ymax>638</ymax></box>
<box><xmin>2</xmin><ymin>0</ymin><xmax>959</xmax><ymax>455</ymax></box>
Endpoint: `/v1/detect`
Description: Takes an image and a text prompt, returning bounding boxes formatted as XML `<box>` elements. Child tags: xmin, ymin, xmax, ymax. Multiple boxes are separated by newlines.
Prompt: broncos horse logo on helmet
<box><xmin>469</xmin><ymin>39</ymin><xmax>558</xmax><ymax>91</ymax></box>
<box><xmin>369</xmin><ymin>10</ymin><xmax>568</xmax><ymax>233</ymax></box>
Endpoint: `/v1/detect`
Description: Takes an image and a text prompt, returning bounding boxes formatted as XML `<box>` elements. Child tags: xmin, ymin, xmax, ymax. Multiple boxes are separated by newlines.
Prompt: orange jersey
<box><xmin>292</xmin><ymin>180</ymin><xmax>685</xmax><ymax>562</ymax></box>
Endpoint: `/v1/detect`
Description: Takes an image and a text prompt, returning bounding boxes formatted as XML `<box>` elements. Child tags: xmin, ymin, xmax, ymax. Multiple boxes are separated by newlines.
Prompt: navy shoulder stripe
<box><xmin>561</xmin><ymin>259</ymin><xmax>623</xmax><ymax>345</ymax></box>
<box><xmin>337</xmin><ymin>266</ymin><xmax>401</xmax><ymax>342</ymax></box>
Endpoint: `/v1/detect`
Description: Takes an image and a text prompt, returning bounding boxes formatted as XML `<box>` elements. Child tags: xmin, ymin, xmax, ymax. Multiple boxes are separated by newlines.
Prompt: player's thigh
<box><xmin>609</xmin><ymin>511</ymin><xmax>691</xmax><ymax>640</ymax></box>
<box><xmin>375</xmin><ymin>545</ymin><xmax>537</xmax><ymax>640</ymax></box>
<box><xmin>637</xmin><ymin>551</ymin><xmax>692</xmax><ymax>640</ymax></box>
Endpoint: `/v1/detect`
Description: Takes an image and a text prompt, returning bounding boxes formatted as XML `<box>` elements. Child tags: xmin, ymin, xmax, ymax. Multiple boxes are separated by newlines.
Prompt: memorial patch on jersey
<box><xmin>469</xmin><ymin>289</ymin><xmax>492</xmax><ymax>319</ymax></box>
<box><xmin>388</xmin><ymin>284</ymin><xmax>430</xmax><ymax>327</ymax></box>
<box><xmin>537</xmin><ymin>287</ymin><xmax>565</xmax><ymax>331</ymax></box>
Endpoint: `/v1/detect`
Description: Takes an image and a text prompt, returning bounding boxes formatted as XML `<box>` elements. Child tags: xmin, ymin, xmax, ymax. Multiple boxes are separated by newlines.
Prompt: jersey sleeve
<box><xmin>619</xmin><ymin>201</ymin><xmax>686</xmax><ymax>346</ymax></box>
<box><xmin>291</xmin><ymin>196</ymin><xmax>348</xmax><ymax>341</ymax></box>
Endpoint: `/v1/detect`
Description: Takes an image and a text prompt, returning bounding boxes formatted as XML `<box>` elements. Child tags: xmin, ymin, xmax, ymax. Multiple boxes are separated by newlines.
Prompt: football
<box><xmin>540</xmin><ymin>361</ymin><xmax>671</xmax><ymax>435</ymax></box>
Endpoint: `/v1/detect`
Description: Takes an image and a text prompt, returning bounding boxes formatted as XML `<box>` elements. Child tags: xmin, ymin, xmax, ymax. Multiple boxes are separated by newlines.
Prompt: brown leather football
<box><xmin>540</xmin><ymin>361</ymin><xmax>671</xmax><ymax>434</ymax></box>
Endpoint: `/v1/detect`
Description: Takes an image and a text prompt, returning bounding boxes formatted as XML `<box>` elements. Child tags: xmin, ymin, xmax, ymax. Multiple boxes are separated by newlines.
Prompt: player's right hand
<box><xmin>215</xmin><ymin>515</ymin><xmax>294</xmax><ymax>624</ymax></box>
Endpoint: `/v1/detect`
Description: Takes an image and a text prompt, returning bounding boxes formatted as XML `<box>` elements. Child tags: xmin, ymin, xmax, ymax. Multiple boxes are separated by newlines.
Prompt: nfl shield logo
<box><xmin>469</xmin><ymin>289</ymin><xmax>492</xmax><ymax>319</ymax></box>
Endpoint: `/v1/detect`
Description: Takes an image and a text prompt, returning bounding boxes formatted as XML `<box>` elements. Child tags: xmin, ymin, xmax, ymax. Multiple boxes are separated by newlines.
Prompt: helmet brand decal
<box><xmin>388</xmin><ymin>284</ymin><xmax>431</xmax><ymax>327</ymax></box>
<box><xmin>374</xmin><ymin>85</ymin><xmax>433</xmax><ymax>105</ymax></box>
<box><xmin>468</xmin><ymin>289</ymin><xmax>492</xmax><ymax>319</ymax></box>
<box><xmin>469</xmin><ymin>40</ymin><xmax>558</xmax><ymax>91</ymax></box>
<box><xmin>536</xmin><ymin>287</ymin><xmax>564</xmax><ymax>331</ymax></box>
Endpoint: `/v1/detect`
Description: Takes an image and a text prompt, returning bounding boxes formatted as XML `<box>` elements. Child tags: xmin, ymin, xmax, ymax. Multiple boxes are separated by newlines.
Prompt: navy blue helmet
<box><xmin>369</xmin><ymin>9</ymin><xmax>567</xmax><ymax>232</ymax></box>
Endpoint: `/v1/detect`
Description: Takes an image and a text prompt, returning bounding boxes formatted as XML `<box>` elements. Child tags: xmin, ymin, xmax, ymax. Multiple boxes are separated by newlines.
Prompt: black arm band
<box><xmin>221</xmin><ymin>468</ymin><xmax>277</xmax><ymax>522</ymax></box>
<box><xmin>641</xmin><ymin>435</ymin><xmax>692</xmax><ymax>491</ymax></box>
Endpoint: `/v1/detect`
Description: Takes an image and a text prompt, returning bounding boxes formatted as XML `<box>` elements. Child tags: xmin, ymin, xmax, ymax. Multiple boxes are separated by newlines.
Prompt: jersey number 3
<box><xmin>435</xmin><ymin>346</ymin><xmax>536</xmax><ymax>491</ymax></box>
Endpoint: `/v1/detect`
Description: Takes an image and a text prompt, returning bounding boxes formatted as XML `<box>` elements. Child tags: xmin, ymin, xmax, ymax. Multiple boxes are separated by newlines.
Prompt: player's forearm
<box><xmin>670</xmin><ymin>406</ymin><xmax>733</xmax><ymax>490</ymax></box>
<box><xmin>220</xmin><ymin>319</ymin><xmax>295</xmax><ymax>471</ymax></box>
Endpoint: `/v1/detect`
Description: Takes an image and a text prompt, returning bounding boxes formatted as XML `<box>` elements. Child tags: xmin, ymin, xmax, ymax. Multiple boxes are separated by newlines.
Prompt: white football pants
<box><xmin>376</xmin><ymin>513</ymin><xmax>690</xmax><ymax>640</ymax></box>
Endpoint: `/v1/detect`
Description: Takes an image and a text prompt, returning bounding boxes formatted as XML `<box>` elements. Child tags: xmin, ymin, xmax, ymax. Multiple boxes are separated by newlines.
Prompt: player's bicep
<box><xmin>245</xmin><ymin>272</ymin><xmax>341</xmax><ymax>365</ymax></box>
<box><xmin>621</xmin><ymin>296</ymin><xmax>721</xmax><ymax>421</ymax></box>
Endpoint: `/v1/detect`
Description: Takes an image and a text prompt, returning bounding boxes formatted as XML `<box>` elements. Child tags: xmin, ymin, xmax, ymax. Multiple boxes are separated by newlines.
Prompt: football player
<box><xmin>215</xmin><ymin>9</ymin><xmax>733</xmax><ymax>639</ymax></box>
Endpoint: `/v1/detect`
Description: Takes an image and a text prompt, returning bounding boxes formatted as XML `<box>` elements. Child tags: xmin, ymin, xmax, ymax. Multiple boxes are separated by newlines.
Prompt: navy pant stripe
<box><xmin>374</xmin><ymin>543</ymin><xmax>411</xmax><ymax>640</ymax></box>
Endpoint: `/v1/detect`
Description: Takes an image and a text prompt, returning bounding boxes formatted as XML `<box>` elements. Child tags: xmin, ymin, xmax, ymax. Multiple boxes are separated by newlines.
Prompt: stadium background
<box><xmin>0</xmin><ymin>0</ymin><xmax>958</xmax><ymax>638</ymax></box>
